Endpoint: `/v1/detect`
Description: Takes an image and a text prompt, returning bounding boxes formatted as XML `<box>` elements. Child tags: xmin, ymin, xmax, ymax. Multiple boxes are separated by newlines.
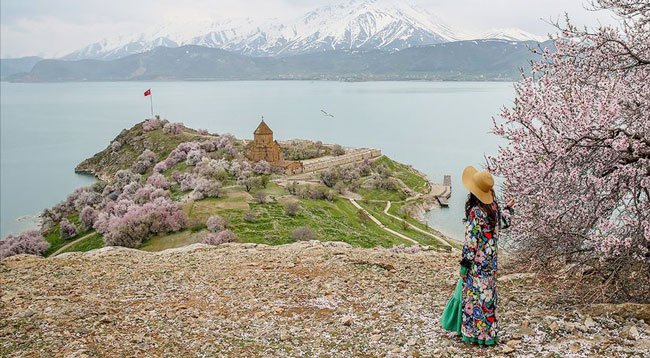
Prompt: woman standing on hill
<box><xmin>440</xmin><ymin>166</ymin><xmax>514</xmax><ymax>346</ymax></box>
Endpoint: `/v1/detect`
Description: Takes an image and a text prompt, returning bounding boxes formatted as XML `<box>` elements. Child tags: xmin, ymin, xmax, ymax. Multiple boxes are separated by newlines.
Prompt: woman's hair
<box><xmin>464</xmin><ymin>191</ymin><xmax>499</xmax><ymax>228</ymax></box>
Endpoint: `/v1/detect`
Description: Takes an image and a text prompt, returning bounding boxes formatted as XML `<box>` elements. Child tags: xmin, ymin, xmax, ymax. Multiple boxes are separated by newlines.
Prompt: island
<box><xmin>29</xmin><ymin>118</ymin><xmax>455</xmax><ymax>257</ymax></box>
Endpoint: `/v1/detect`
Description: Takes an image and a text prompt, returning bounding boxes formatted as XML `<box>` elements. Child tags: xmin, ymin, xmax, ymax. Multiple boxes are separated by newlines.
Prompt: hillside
<box><xmin>28</xmin><ymin>118</ymin><xmax>454</xmax><ymax>259</ymax></box>
<box><xmin>11</xmin><ymin>40</ymin><xmax>552</xmax><ymax>82</ymax></box>
<box><xmin>0</xmin><ymin>57</ymin><xmax>42</xmax><ymax>80</ymax></box>
<box><xmin>1</xmin><ymin>242</ymin><xmax>648</xmax><ymax>356</ymax></box>
<box><xmin>74</xmin><ymin>123</ymin><xmax>217</xmax><ymax>180</ymax></box>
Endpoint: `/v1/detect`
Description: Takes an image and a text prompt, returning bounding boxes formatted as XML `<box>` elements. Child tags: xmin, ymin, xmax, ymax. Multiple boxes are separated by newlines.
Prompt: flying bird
<box><xmin>321</xmin><ymin>109</ymin><xmax>335</xmax><ymax>118</ymax></box>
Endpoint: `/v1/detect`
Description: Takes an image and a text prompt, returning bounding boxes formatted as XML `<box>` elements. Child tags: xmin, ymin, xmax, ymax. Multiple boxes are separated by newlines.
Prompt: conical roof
<box><xmin>254</xmin><ymin>120</ymin><xmax>273</xmax><ymax>135</ymax></box>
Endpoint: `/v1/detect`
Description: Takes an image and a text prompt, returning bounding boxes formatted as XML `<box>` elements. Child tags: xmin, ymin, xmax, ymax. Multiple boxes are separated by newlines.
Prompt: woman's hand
<box><xmin>506</xmin><ymin>198</ymin><xmax>516</xmax><ymax>209</ymax></box>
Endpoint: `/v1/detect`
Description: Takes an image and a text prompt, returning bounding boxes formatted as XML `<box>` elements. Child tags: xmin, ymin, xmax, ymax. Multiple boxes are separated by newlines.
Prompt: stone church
<box><xmin>245</xmin><ymin>120</ymin><xmax>304</xmax><ymax>174</ymax></box>
<box><xmin>245</xmin><ymin>120</ymin><xmax>283</xmax><ymax>164</ymax></box>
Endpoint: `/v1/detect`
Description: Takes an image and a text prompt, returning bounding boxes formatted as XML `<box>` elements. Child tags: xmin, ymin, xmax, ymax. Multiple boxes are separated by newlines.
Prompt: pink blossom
<box><xmin>162</xmin><ymin>122</ymin><xmax>184</xmax><ymax>135</ymax></box>
<box><xmin>0</xmin><ymin>230</ymin><xmax>50</xmax><ymax>259</ymax></box>
<box><xmin>490</xmin><ymin>0</ymin><xmax>649</xmax><ymax>288</ymax></box>
<box><xmin>142</xmin><ymin>119</ymin><xmax>163</xmax><ymax>131</ymax></box>
<box><xmin>146</xmin><ymin>173</ymin><xmax>170</xmax><ymax>189</ymax></box>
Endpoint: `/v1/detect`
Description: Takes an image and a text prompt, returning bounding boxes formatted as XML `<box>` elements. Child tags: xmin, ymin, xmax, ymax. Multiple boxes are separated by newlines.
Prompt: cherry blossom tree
<box><xmin>146</xmin><ymin>173</ymin><xmax>170</xmax><ymax>189</ymax></box>
<box><xmin>142</xmin><ymin>118</ymin><xmax>163</xmax><ymax>131</ymax></box>
<box><xmin>133</xmin><ymin>185</ymin><xmax>155</xmax><ymax>204</ymax></box>
<box><xmin>320</xmin><ymin>167</ymin><xmax>340</xmax><ymax>188</ymax></box>
<box><xmin>206</xmin><ymin>215</ymin><xmax>227</xmax><ymax>233</ymax></box>
<box><xmin>0</xmin><ymin>230</ymin><xmax>50</xmax><ymax>259</ymax></box>
<box><xmin>490</xmin><ymin>0</ymin><xmax>649</xmax><ymax>300</ymax></box>
<box><xmin>253</xmin><ymin>160</ymin><xmax>271</xmax><ymax>175</ymax></box>
<box><xmin>154</xmin><ymin>141</ymin><xmax>203</xmax><ymax>173</ymax></box>
<box><xmin>150</xmin><ymin>188</ymin><xmax>170</xmax><ymax>200</ymax></box>
<box><xmin>80</xmin><ymin>206</ymin><xmax>97</xmax><ymax>230</ymax></box>
<box><xmin>237</xmin><ymin>171</ymin><xmax>259</xmax><ymax>192</ymax></box>
<box><xmin>59</xmin><ymin>218</ymin><xmax>78</xmax><ymax>240</ymax></box>
<box><xmin>284</xmin><ymin>201</ymin><xmax>300</xmax><ymax>216</ymax></box>
<box><xmin>186</xmin><ymin>149</ymin><xmax>204</xmax><ymax>166</ymax></box>
<box><xmin>359</xmin><ymin>159</ymin><xmax>372</xmax><ymax>176</ymax></box>
<box><xmin>190</xmin><ymin>178</ymin><xmax>222</xmax><ymax>200</ymax></box>
<box><xmin>132</xmin><ymin>149</ymin><xmax>157</xmax><ymax>174</ymax></box>
<box><xmin>331</xmin><ymin>144</ymin><xmax>346</xmax><ymax>156</ymax></box>
<box><xmin>162</xmin><ymin>122</ymin><xmax>184</xmax><ymax>135</ymax></box>
<box><xmin>203</xmin><ymin>229</ymin><xmax>237</xmax><ymax>246</ymax></box>
<box><xmin>254</xmin><ymin>191</ymin><xmax>268</xmax><ymax>204</ymax></box>
<box><xmin>73</xmin><ymin>189</ymin><xmax>102</xmax><ymax>211</ymax></box>
<box><xmin>114</xmin><ymin>169</ymin><xmax>141</xmax><ymax>190</ymax></box>
<box><xmin>197</xmin><ymin>158</ymin><xmax>229</xmax><ymax>180</ymax></box>
<box><xmin>110</xmin><ymin>141</ymin><xmax>122</xmax><ymax>152</ymax></box>
<box><xmin>94</xmin><ymin>197</ymin><xmax>187</xmax><ymax>248</ymax></box>
<box><xmin>340</xmin><ymin>166</ymin><xmax>360</xmax><ymax>184</ymax></box>
<box><xmin>179</xmin><ymin>173</ymin><xmax>198</xmax><ymax>192</ymax></box>
<box><xmin>291</xmin><ymin>226</ymin><xmax>316</xmax><ymax>241</ymax></box>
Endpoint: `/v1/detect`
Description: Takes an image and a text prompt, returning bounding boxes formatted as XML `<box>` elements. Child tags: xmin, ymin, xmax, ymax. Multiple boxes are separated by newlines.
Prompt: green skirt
<box><xmin>440</xmin><ymin>277</ymin><xmax>463</xmax><ymax>335</ymax></box>
<box><xmin>440</xmin><ymin>270</ymin><xmax>498</xmax><ymax>346</ymax></box>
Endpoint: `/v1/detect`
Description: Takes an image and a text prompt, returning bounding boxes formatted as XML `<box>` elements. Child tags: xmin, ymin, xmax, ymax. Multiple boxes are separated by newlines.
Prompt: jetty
<box><xmin>435</xmin><ymin>175</ymin><xmax>452</xmax><ymax>207</ymax></box>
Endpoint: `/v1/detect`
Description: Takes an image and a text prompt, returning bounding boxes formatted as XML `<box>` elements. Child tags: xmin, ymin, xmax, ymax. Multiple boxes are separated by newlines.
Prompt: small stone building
<box><xmin>281</xmin><ymin>161</ymin><xmax>304</xmax><ymax>175</ymax></box>
<box><xmin>245</xmin><ymin>120</ymin><xmax>282</xmax><ymax>164</ymax></box>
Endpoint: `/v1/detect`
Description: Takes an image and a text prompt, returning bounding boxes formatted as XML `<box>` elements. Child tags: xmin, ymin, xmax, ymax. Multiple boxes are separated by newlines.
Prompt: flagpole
<box><xmin>150</xmin><ymin>92</ymin><xmax>154</xmax><ymax>118</ymax></box>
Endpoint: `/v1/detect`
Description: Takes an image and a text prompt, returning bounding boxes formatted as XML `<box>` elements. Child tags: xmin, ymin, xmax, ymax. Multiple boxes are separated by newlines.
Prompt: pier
<box><xmin>436</xmin><ymin>175</ymin><xmax>452</xmax><ymax>207</ymax></box>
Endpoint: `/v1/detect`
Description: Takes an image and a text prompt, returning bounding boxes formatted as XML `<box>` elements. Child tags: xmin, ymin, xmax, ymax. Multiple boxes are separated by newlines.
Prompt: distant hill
<box><xmin>10</xmin><ymin>40</ymin><xmax>553</xmax><ymax>82</ymax></box>
<box><xmin>0</xmin><ymin>57</ymin><xmax>43</xmax><ymax>80</ymax></box>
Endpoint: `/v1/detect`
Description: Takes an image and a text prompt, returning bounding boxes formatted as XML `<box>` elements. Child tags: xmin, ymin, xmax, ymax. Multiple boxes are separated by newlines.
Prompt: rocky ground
<box><xmin>1</xmin><ymin>241</ymin><xmax>649</xmax><ymax>357</ymax></box>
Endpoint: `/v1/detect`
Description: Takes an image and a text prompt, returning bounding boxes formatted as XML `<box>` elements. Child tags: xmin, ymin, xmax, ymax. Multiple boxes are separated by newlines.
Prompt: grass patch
<box><xmin>255</xmin><ymin>181</ymin><xmax>287</xmax><ymax>196</ymax></box>
<box><xmin>358</xmin><ymin>188</ymin><xmax>407</xmax><ymax>201</ymax></box>
<box><xmin>58</xmin><ymin>233</ymin><xmax>104</xmax><ymax>254</ymax></box>
<box><xmin>216</xmin><ymin>199</ymin><xmax>411</xmax><ymax>248</ymax></box>
<box><xmin>357</xmin><ymin>201</ymin><xmax>443</xmax><ymax>248</ymax></box>
<box><xmin>388</xmin><ymin>201</ymin><xmax>456</xmax><ymax>248</ymax></box>
<box><xmin>186</xmin><ymin>195</ymin><xmax>250</xmax><ymax>227</ymax></box>
<box><xmin>43</xmin><ymin>214</ymin><xmax>92</xmax><ymax>256</ymax></box>
<box><xmin>140</xmin><ymin>230</ymin><xmax>204</xmax><ymax>252</ymax></box>
<box><xmin>373</xmin><ymin>156</ymin><xmax>429</xmax><ymax>193</ymax></box>
<box><xmin>163</xmin><ymin>161</ymin><xmax>189</xmax><ymax>177</ymax></box>
<box><xmin>388</xmin><ymin>200</ymin><xmax>432</xmax><ymax>232</ymax></box>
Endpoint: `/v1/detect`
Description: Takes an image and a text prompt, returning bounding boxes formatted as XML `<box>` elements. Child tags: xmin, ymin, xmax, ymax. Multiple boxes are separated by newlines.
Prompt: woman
<box><xmin>440</xmin><ymin>166</ymin><xmax>514</xmax><ymax>346</ymax></box>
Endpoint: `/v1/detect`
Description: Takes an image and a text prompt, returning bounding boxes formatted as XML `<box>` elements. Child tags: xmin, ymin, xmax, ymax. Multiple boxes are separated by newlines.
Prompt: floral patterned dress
<box><xmin>459</xmin><ymin>204</ymin><xmax>500</xmax><ymax>345</ymax></box>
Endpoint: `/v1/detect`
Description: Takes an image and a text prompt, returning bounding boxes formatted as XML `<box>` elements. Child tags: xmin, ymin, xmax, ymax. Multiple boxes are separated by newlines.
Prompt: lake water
<box><xmin>0</xmin><ymin>81</ymin><xmax>513</xmax><ymax>240</ymax></box>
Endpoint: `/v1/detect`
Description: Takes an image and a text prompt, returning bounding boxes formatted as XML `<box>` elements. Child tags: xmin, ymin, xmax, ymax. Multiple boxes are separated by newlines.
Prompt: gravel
<box><xmin>1</xmin><ymin>241</ymin><xmax>648</xmax><ymax>357</ymax></box>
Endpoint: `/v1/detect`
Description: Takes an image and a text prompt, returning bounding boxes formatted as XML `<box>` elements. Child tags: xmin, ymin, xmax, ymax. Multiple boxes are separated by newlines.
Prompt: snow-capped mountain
<box><xmin>470</xmin><ymin>28</ymin><xmax>548</xmax><ymax>42</ymax></box>
<box><xmin>63</xmin><ymin>0</ymin><xmax>543</xmax><ymax>60</ymax></box>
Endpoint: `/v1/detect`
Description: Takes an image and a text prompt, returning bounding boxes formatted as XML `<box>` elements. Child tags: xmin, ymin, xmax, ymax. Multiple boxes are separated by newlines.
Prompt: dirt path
<box><xmin>347</xmin><ymin>198</ymin><xmax>419</xmax><ymax>245</ymax></box>
<box><xmin>51</xmin><ymin>232</ymin><xmax>96</xmax><ymax>256</ymax></box>
<box><xmin>383</xmin><ymin>201</ymin><xmax>456</xmax><ymax>248</ymax></box>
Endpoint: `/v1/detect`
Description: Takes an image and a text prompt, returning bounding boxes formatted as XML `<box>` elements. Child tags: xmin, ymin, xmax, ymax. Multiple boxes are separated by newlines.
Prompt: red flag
<box><xmin>144</xmin><ymin>89</ymin><xmax>151</xmax><ymax>96</ymax></box>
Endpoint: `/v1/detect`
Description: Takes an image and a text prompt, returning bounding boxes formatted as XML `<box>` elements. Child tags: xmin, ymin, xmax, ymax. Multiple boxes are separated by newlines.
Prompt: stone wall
<box><xmin>301</xmin><ymin>148</ymin><xmax>381</xmax><ymax>173</ymax></box>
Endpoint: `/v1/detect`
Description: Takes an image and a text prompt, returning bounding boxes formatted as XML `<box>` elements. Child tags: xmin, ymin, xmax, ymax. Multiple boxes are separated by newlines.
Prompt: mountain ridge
<box><xmin>62</xmin><ymin>0</ymin><xmax>545</xmax><ymax>60</ymax></box>
<box><xmin>12</xmin><ymin>40</ymin><xmax>553</xmax><ymax>82</ymax></box>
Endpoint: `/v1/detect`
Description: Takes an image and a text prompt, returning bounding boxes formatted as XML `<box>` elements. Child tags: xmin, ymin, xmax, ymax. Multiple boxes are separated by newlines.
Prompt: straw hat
<box><xmin>462</xmin><ymin>166</ymin><xmax>494</xmax><ymax>204</ymax></box>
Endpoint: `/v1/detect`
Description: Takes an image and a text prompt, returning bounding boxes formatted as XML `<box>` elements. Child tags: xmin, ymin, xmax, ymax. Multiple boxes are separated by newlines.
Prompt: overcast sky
<box><xmin>1</xmin><ymin>0</ymin><xmax>617</xmax><ymax>58</ymax></box>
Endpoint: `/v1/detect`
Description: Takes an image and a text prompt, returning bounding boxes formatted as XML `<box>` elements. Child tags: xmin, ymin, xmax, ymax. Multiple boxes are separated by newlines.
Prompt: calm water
<box><xmin>0</xmin><ymin>81</ymin><xmax>513</xmax><ymax>240</ymax></box>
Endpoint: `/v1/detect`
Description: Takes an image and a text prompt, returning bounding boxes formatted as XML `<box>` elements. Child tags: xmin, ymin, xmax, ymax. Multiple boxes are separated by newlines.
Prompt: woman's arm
<box><xmin>500</xmin><ymin>198</ymin><xmax>516</xmax><ymax>230</ymax></box>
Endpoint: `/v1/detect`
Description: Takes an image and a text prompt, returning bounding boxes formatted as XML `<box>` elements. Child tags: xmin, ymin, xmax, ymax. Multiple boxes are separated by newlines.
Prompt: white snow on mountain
<box><xmin>63</xmin><ymin>0</ymin><xmax>545</xmax><ymax>60</ymax></box>
<box><xmin>469</xmin><ymin>28</ymin><xmax>548</xmax><ymax>42</ymax></box>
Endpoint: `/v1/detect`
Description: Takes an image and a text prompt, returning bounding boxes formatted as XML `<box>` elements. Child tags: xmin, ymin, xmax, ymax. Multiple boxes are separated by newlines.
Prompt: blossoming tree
<box><xmin>491</xmin><ymin>0</ymin><xmax>649</xmax><ymax>300</ymax></box>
